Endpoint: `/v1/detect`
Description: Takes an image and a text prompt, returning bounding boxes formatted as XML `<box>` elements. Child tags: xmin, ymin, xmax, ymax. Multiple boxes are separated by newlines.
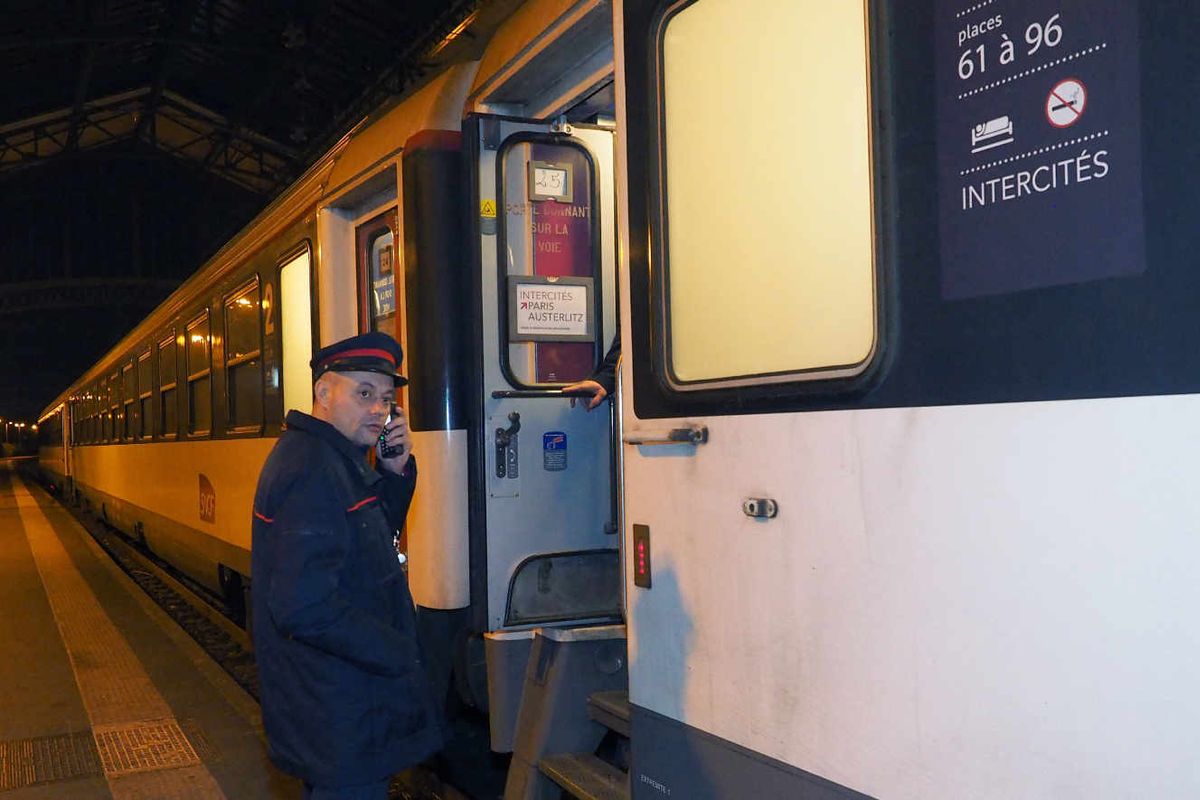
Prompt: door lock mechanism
<box><xmin>495</xmin><ymin>412</ymin><xmax>521</xmax><ymax>478</ymax></box>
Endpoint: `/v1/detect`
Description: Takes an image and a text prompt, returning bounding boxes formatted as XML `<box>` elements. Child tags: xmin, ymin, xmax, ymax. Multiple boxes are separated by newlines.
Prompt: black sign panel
<box><xmin>937</xmin><ymin>0</ymin><xmax>1145</xmax><ymax>299</ymax></box>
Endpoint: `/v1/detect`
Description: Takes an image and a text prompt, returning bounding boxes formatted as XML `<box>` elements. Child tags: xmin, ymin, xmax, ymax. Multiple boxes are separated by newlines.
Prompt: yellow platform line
<box><xmin>12</xmin><ymin>474</ymin><xmax>227</xmax><ymax>799</ymax></box>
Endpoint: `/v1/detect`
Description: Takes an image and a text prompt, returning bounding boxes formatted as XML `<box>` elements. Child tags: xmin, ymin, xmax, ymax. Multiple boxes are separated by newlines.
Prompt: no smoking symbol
<box><xmin>1046</xmin><ymin>78</ymin><xmax>1087</xmax><ymax>128</ymax></box>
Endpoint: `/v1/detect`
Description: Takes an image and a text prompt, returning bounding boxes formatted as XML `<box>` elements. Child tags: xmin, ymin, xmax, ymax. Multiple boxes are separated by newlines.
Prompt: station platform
<box><xmin>0</xmin><ymin>461</ymin><xmax>300</xmax><ymax>799</ymax></box>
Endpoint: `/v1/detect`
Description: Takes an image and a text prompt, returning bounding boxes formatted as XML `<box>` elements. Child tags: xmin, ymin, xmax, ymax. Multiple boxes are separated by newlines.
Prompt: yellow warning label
<box><xmin>480</xmin><ymin>199</ymin><xmax>497</xmax><ymax>218</ymax></box>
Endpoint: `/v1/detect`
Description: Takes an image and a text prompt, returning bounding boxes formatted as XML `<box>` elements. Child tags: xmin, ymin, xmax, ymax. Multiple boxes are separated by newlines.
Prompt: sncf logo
<box><xmin>199</xmin><ymin>474</ymin><xmax>216</xmax><ymax>523</ymax></box>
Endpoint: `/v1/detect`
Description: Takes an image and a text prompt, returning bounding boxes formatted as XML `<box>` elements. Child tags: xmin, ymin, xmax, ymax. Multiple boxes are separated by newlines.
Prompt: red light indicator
<box><xmin>632</xmin><ymin>524</ymin><xmax>652</xmax><ymax>589</ymax></box>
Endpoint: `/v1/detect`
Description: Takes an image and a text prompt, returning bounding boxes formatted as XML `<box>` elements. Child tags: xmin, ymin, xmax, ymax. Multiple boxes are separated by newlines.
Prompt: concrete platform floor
<box><xmin>0</xmin><ymin>461</ymin><xmax>301</xmax><ymax>799</ymax></box>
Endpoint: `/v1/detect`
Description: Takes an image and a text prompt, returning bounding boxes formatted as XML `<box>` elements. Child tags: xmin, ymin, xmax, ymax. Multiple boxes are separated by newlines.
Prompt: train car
<box><xmin>614</xmin><ymin>0</ymin><xmax>1200</xmax><ymax>798</ymax></box>
<box><xmin>37</xmin><ymin>0</ymin><xmax>1200</xmax><ymax>798</ymax></box>
<box><xmin>35</xmin><ymin>405</ymin><xmax>67</xmax><ymax>491</ymax></box>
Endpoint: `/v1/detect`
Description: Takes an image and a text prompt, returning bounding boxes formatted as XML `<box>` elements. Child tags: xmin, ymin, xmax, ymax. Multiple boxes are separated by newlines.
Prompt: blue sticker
<box><xmin>543</xmin><ymin>431</ymin><xmax>567</xmax><ymax>471</ymax></box>
<box><xmin>936</xmin><ymin>0</ymin><xmax>1144</xmax><ymax>299</ymax></box>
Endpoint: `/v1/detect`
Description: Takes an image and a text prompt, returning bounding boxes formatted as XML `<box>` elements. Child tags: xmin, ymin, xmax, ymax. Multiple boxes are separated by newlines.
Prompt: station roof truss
<box><xmin>0</xmin><ymin>0</ymin><xmax>483</xmax><ymax>195</ymax></box>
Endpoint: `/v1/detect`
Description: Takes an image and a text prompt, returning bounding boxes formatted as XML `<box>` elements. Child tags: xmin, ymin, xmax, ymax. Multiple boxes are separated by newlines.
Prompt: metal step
<box><xmin>587</xmin><ymin>690</ymin><xmax>630</xmax><ymax>737</ymax></box>
<box><xmin>539</xmin><ymin>752</ymin><xmax>630</xmax><ymax>800</ymax></box>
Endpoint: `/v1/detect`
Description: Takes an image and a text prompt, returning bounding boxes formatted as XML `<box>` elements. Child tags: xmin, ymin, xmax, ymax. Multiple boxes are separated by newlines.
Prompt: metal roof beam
<box><xmin>135</xmin><ymin>0</ymin><xmax>204</xmax><ymax>145</ymax></box>
<box><xmin>65</xmin><ymin>0</ymin><xmax>97</xmax><ymax>152</ymax></box>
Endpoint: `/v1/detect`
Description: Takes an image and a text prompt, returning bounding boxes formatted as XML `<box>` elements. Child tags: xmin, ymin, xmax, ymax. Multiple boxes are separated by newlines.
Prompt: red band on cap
<box><xmin>319</xmin><ymin>348</ymin><xmax>395</xmax><ymax>367</ymax></box>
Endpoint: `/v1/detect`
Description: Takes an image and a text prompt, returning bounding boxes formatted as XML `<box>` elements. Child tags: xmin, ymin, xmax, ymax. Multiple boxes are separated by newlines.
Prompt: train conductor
<box><xmin>250</xmin><ymin>331</ymin><xmax>443</xmax><ymax>799</ymax></box>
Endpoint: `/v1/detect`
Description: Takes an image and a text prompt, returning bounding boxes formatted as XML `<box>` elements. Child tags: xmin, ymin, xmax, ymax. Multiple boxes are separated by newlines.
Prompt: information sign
<box><xmin>936</xmin><ymin>0</ymin><xmax>1145</xmax><ymax>298</ymax></box>
<box><xmin>508</xmin><ymin>276</ymin><xmax>594</xmax><ymax>342</ymax></box>
<box><xmin>373</xmin><ymin>276</ymin><xmax>395</xmax><ymax>317</ymax></box>
<box><xmin>543</xmin><ymin>431</ymin><xmax>568</xmax><ymax>471</ymax></box>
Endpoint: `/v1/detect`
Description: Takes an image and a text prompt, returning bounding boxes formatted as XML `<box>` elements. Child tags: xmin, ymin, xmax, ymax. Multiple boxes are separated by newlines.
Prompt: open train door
<box><xmin>617</xmin><ymin>1</ymin><xmax>884</xmax><ymax>798</ymax></box>
<box><xmin>470</xmin><ymin>114</ymin><xmax>620</xmax><ymax>631</ymax></box>
<box><xmin>467</xmin><ymin>111</ymin><xmax>625</xmax><ymax>786</ymax></box>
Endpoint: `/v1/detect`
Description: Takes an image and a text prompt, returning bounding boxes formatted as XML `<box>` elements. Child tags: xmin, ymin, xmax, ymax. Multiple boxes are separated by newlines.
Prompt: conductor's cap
<box><xmin>311</xmin><ymin>332</ymin><xmax>408</xmax><ymax>386</ymax></box>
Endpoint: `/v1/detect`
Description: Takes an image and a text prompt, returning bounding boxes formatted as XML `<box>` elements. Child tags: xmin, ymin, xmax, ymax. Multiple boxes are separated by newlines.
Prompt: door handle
<box><xmin>623</xmin><ymin>425</ymin><xmax>708</xmax><ymax>446</ymax></box>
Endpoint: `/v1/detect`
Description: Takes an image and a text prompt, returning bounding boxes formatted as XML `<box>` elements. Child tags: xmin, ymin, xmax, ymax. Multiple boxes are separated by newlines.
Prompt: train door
<box><xmin>617</xmin><ymin>1</ymin><xmax>881</xmax><ymax>798</ymax></box>
<box><xmin>471</xmin><ymin>116</ymin><xmax>620</xmax><ymax>634</ymax></box>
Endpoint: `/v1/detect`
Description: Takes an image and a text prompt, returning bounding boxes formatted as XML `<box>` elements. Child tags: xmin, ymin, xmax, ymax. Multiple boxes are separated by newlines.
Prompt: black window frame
<box><xmin>137</xmin><ymin>348</ymin><xmax>153</xmax><ymax>440</ymax></box>
<box><xmin>157</xmin><ymin>330</ymin><xmax>178</xmax><ymax>440</ymax></box>
<box><xmin>107</xmin><ymin>373</ymin><xmax>119</xmax><ymax>441</ymax></box>
<box><xmin>223</xmin><ymin>276</ymin><xmax>265</xmax><ymax>434</ymax></box>
<box><xmin>494</xmin><ymin>132</ymin><xmax>605</xmax><ymax>390</ymax></box>
<box><xmin>122</xmin><ymin>361</ymin><xmax>137</xmax><ymax>441</ymax></box>
<box><xmin>185</xmin><ymin>311</ymin><xmax>213</xmax><ymax>437</ymax></box>
<box><xmin>623</xmin><ymin>0</ymin><xmax>893</xmax><ymax>420</ymax></box>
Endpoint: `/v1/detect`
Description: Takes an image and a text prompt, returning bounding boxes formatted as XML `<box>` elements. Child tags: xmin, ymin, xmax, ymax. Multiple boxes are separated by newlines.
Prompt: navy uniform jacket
<box><xmin>250</xmin><ymin>410</ymin><xmax>443</xmax><ymax>787</ymax></box>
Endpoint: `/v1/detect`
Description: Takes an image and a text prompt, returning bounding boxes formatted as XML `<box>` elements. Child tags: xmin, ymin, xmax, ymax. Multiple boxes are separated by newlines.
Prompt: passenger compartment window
<box><xmin>654</xmin><ymin>0</ymin><xmax>876</xmax><ymax>388</ymax></box>
<box><xmin>122</xmin><ymin>362</ymin><xmax>136</xmax><ymax>440</ymax></box>
<box><xmin>70</xmin><ymin>399</ymin><xmax>80</xmax><ymax>445</ymax></box>
<box><xmin>137</xmin><ymin>350</ymin><xmax>152</xmax><ymax>439</ymax></box>
<box><xmin>158</xmin><ymin>333</ymin><xmax>178</xmax><ymax>438</ymax></box>
<box><xmin>107</xmin><ymin>374</ymin><xmax>118</xmax><ymax>441</ymax></box>
<box><xmin>91</xmin><ymin>383</ymin><xmax>101</xmax><ymax>443</ymax></box>
<box><xmin>186</xmin><ymin>313</ymin><xmax>212</xmax><ymax>435</ymax></box>
<box><xmin>224</xmin><ymin>278</ymin><xmax>264</xmax><ymax>430</ymax></box>
<box><xmin>89</xmin><ymin>383</ymin><xmax>100</xmax><ymax>443</ymax></box>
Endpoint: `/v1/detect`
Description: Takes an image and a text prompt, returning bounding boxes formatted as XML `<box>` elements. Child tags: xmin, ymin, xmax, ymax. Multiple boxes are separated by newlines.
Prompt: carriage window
<box><xmin>74</xmin><ymin>397</ymin><xmax>83</xmax><ymax>445</ymax></box>
<box><xmin>91</xmin><ymin>383</ymin><xmax>101</xmax><ymax>443</ymax></box>
<box><xmin>225</xmin><ymin>279</ymin><xmax>263</xmax><ymax>430</ymax></box>
<box><xmin>656</xmin><ymin>0</ymin><xmax>875</xmax><ymax>387</ymax></box>
<box><xmin>122</xmin><ymin>363</ymin><xmax>137</xmax><ymax>440</ymax></box>
<box><xmin>108</xmin><ymin>373</ymin><xmax>119</xmax><ymax>441</ymax></box>
<box><xmin>498</xmin><ymin>138</ymin><xmax>601</xmax><ymax>386</ymax></box>
<box><xmin>89</xmin><ymin>383</ymin><xmax>100</xmax><ymax>443</ymax></box>
<box><xmin>356</xmin><ymin>209</ymin><xmax>398</xmax><ymax>335</ymax></box>
<box><xmin>137</xmin><ymin>350</ymin><xmax>152</xmax><ymax>439</ymax></box>
<box><xmin>71</xmin><ymin>400</ymin><xmax>83</xmax><ymax>445</ymax></box>
<box><xmin>186</xmin><ymin>313</ymin><xmax>212</xmax><ymax>435</ymax></box>
<box><xmin>158</xmin><ymin>333</ymin><xmax>178</xmax><ymax>438</ymax></box>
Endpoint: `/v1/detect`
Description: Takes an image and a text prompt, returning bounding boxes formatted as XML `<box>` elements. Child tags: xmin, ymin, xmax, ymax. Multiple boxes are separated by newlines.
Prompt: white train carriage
<box><xmin>614</xmin><ymin>0</ymin><xmax>1200</xmax><ymax>798</ymax></box>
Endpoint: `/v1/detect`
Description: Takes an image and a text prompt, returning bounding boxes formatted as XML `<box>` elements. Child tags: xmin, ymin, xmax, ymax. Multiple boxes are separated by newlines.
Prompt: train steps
<box><xmin>539</xmin><ymin>752</ymin><xmax>627</xmax><ymax>800</ymax></box>
<box><xmin>502</xmin><ymin>625</ymin><xmax>628</xmax><ymax>800</ymax></box>
<box><xmin>537</xmin><ymin>690</ymin><xmax>631</xmax><ymax>800</ymax></box>
<box><xmin>586</xmin><ymin>690</ymin><xmax>631</xmax><ymax>737</ymax></box>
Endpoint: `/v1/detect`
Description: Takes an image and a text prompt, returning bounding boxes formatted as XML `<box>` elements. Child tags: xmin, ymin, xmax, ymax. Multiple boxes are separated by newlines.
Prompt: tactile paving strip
<box><xmin>0</xmin><ymin>730</ymin><xmax>103</xmax><ymax>791</ymax></box>
<box><xmin>93</xmin><ymin>719</ymin><xmax>201</xmax><ymax>776</ymax></box>
<box><xmin>13</xmin><ymin>477</ymin><xmax>228</xmax><ymax>798</ymax></box>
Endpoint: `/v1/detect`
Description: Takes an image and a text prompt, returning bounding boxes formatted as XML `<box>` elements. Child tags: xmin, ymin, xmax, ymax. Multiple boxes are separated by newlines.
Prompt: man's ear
<box><xmin>313</xmin><ymin>374</ymin><xmax>333</xmax><ymax>409</ymax></box>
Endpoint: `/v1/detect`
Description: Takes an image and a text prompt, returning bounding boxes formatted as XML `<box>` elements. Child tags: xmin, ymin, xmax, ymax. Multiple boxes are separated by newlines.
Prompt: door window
<box><xmin>280</xmin><ymin>248</ymin><xmax>313</xmax><ymax>415</ymax></box>
<box><xmin>498</xmin><ymin>137</ymin><xmax>602</xmax><ymax>386</ymax></box>
<box><xmin>357</xmin><ymin>209</ymin><xmax>398</xmax><ymax>336</ymax></box>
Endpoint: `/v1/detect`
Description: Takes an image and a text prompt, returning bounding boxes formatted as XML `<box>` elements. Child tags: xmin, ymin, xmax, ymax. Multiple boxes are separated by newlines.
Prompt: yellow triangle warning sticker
<box><xmin>480</xmin><ymin>199</ymin><xmax>497</xmax><ymax>218</ymax></box>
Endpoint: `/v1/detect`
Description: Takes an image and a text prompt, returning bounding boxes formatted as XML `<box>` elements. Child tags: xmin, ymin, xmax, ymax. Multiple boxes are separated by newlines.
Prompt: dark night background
<box><xmin>0</xmin><ymin>0</ymin><xmax>488</xmax><ymax>427</ymax></box>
